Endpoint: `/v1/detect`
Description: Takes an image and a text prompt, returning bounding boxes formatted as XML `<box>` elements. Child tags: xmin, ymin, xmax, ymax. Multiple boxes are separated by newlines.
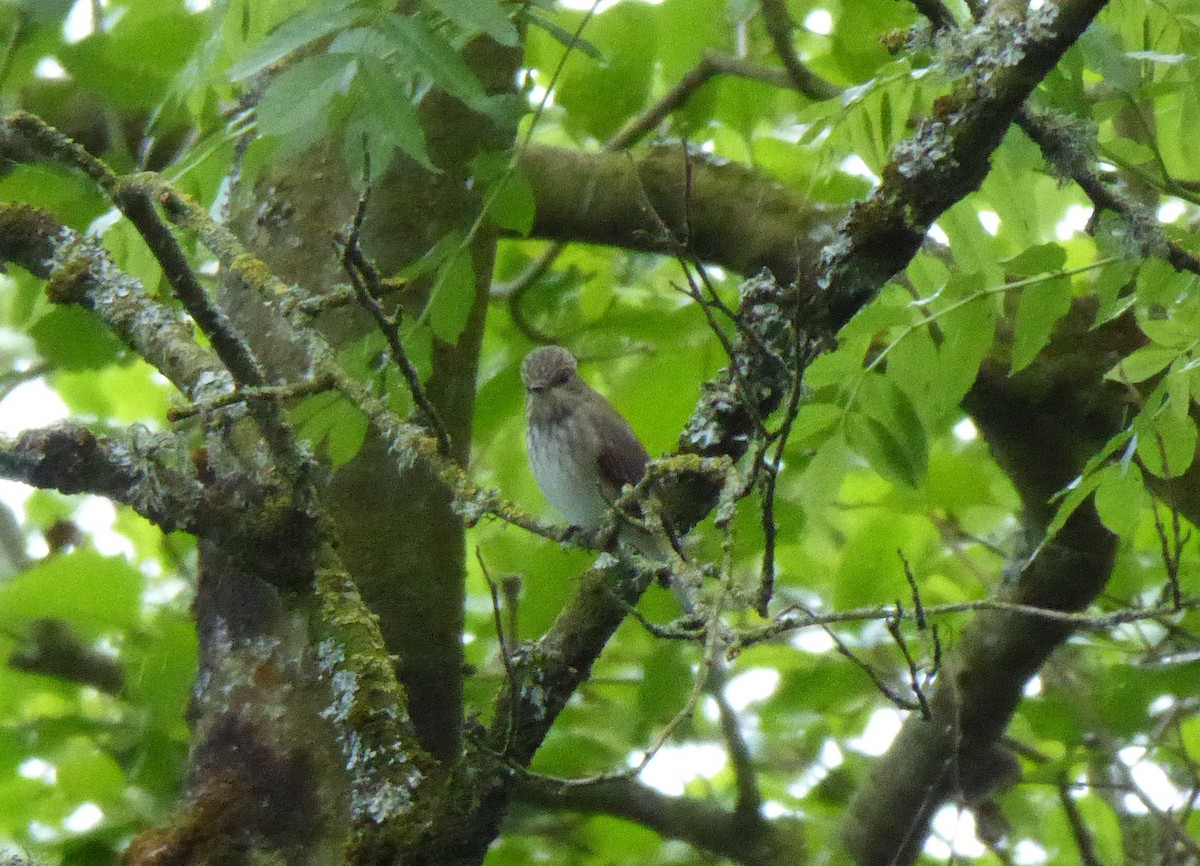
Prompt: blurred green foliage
<box><xmin>0</xmin><ymin>0</ymin><xmax>1199</xmax><ymax>863</ymax></box>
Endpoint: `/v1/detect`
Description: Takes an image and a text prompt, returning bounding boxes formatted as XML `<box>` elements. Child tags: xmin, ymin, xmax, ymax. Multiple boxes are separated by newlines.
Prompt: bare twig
<box><xmin>712</xmin><ymin>688</ymin><xmax>763</xmax><ymax>820</ymax></box>
<box><xmin>737</xmin><ymin>595</ymin><xmax>1200</xmax><ymax>650</ymax></box>
<box><xmin>337</xmin><ymin>161</ymin><xmax>452</xmax><ymax>455</ymax></box>
<box><xmin>900</xmin><ymin>553</ymin><xmax>928</xmax><ymax>630</ymax></box>
<box><xmin>1057</xmin><ymin>780</ymin><xmax>1105</xmax><ymax>866</ymax></box>
<box><xmin>1150</xmin><ymin>499</ymin><xmax>1185</xmax><ymax>610</ymax></box>
<box><xmin>501</xmin><ymin>575</ymin><xmax>522</xmax><ymax>651</ymax></box>
<box><xmin>492</xmin><ymin>242</ymin><xmax>563</xmax><ymax>298</ymax></box>
<box><xmin>758</xmin><ymin>0</ymin><xmax>843</xmax><ymax>102</ymax></box>
<box><xmin>476</xmin><ymin>548</ymin><xmax>520</xmax><ymax>754</ymax></box>
<box><xmin>1113</xmin><ymin>754</ymin><xmax>1200</xmax><ymax>860</ymax></box>
<box><xmin>504</xmin><ymin>245</ymin><xmax>565</xmax><ymax>345</ymax></box>
<box><xmin>516</xmin><ymin>772</ymin><xmax>794</xmax><ymax>866</ymax></box>
<box><xmin>756</xmin><ymin>322</ymin><xmax>807</xmax><ymax>616</ymax></box>
<box><xmin>1017</xmin><ymin>109</ymin><xmax>1200</xmax><ymax>278</ymax></box>
<box><xmin>294</xmin><ymin>276</ymin><xmax>412</xmax><ymax>318</ymax></box>
<box><xmin>885</xmin><ymin>608</ymin><xmax>932</xmax><ymax>720</ymax></box>
<box><xmin>0</xmin><ymin>363</ymin><xmax>51</xmax><ymax>402</ymax></box>
<box><xmin>3</xmin><ymin>113</ymin><xmax>303</xmax><ymax>471</ymax></box>
<box><xmin>168</xmin><ymin>375</ymin><xmax>336</xmax><ymax>420</ymax></box>
<box><xmin>1148</xmin><ymin>436</ymin><xmax>1186</xmax><ymax>610</ymax></box>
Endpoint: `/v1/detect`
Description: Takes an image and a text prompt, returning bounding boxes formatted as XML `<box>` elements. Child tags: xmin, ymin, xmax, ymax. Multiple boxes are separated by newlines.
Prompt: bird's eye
<box><xmin>550</xmin><ymin>369</ymin><xmax>571</xmax><ymax>387</ymax></box>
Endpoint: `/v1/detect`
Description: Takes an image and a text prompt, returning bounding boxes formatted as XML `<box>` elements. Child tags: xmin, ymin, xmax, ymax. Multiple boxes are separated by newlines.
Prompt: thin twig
<box><xmin>900</xmin><ymin>552</ymin><xmax>928</xmax><ymax>630</ymax></box>
<box><xmin>1017</xmin><ymin>109</ymin><xmax>1200</xmax><ymax>278</ymax></box>
<box><xmin>885</xmin><ymin>608</ymin><xmax>932</xmax><ymax>720</ymax></box>
<box><xmin>1149</xmin><ymin>435</ymin><xmax>1186</xmax><ymax>610</ymax></box>
<box><xmin>0</xmin><ymin>363</ymin><xmax>51</xmax><ymax>402</ymax></box>
<box><xmin>712</xmin><ymin>687</ymin><xmax>763</xmax><ymax>819</ymax></box>
<box><xmin>737</xmin><ymin>596</ymin><xmax>1200</xmax><ymax>650</ymax></box>
<box><xmin>168</xmin><ymin>375</ymin><xmax>336</xmax><ymax>420</ymax></box>
<box><xmin>505</xmin><ymin>245</ymin><xmax>565</xmax><ymax>345</ymax></box>
<box><xmin>831</xmin><ymin>619</ymin><xmax>919</xmax><ymax>712</ymax></box>
<box><xmin>756</xmin><ymin>322</ymin><xmax>807</xmax><ymax>615</ymax></box>
<box><xmin>758</xmin><ymin>0</ymin><xmax>843</xmax><ymax>102</ymax></box>
<box><xmin>491</xmin><ymin>242</ymin><xmax>564</xmax><ymax>298</ymax></box>
<box><xmin>338</xmin><ymin>153</ymin><xmax>452</xmax><ymax>456</ymax></box>
<box><xmin>4</xmin><ymin>112</ymin><xmax>303</xmax><ymax>472</ymax></box>
<box><xmin>1113</xmin><ymin>754</ymin><xmax>1200</xmax><ymax>860</ymax></box>
<box><xmin>476</xmin><ymin>550</ymin><xmax>518</xmax><ymax>707</ymax></box>
<box><xmin>294</xmin><ymin>276</ymin><xmax>412</xmax><ymax>318</ymax></box>
<box><xmin>561</xmin><ymin>578</ymin><xmax>733</xmax><ymax>788</ymax></box>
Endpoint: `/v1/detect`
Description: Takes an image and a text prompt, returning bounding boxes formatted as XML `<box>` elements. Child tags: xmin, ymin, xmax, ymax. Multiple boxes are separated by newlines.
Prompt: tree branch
<box><xmin>0</xmin><ymin>203</ymin><xmax>232</xmax><ymax>402</ymax></box>
<box><xmin>808</xmin><ymin>0</ymin><xmax>1111</xmax><ymax>332</ymax></box>
<box><xmin>758</xmin><ymin>0</ymin><xmax>843</xmax><ymax>101</ymax></box>
<box><xmin>518</xmin><ymin>775</ymin><xmax>801</xmax><ymax>866</ymax></box>
<box><xmin>2</xmin><ymin>113</ymin><xmax>304</xmax><ymax>473</ymax></box>
<box><xmin>518</xmin><ymin>144</ymin><xmax>835</xmax><ymax>285</ymax></box>
<box><xmin>0</xmin><ymin>423</ymin><xmax>203</xmax><ymax>533</ymax></box>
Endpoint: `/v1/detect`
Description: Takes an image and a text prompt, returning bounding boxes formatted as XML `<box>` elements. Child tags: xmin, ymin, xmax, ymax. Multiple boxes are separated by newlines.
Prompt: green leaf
<box><xmin>1092</xmin><ymin>260</ymin><xmax>1137</xmax><ymax>326</ymax></box>
<box><xmin>1103</xmin><ymin>137</ymin><xmax>1156</xmax><ymax>165</ymax></box>
<box><xmin>522</xmin><ymin>9</ymin><xmax>602</xmax><ymax>60</ymax></box>
<box><xmin>256</xmin><ymin>53</ymin><xmax>355</xmax><ymax>137</ymax></box>
<box><xmin>28</xmin><ymin>306</ymin><xmax>126</xmax><ymax>371</ymax></box>
<box><xmin>427</xmin><ymin>246</ymin><xmax>477</xmax><ymax>342</ymax></box>
<box><xmin>1104</xmin><ymin>345</ymin><xmax>1178</xmax><ymax>384</ymax></box>
<box><xmin>380</xmin><ymin>12</ymin><xmax>486</xmax><ymax>104</ymax></box>
<box><xmin>1136</xmin><ymin>410</ymin><xmax>1197</xmax><ymax>478</ymax></box>
<box><xmin>0</xmin><ymin>550</ymin><xmax>142</xmax><ymax>633</ymax></box>
<box><xmin>553</xmin><ymin>3</ymin><xmax>658</xmax><ymax>140</ymax></box>
<box><xmin>129</xmin><ymin>617</ymin><xmax>198</xmax><ymax>732</ymax></box>
<box><xmin>845</xmin><ymin>412</ymin><xmax>922</xmax><ymax>488</ymax></box>
<box><xmin>849</xmin><ymin>373</ymin><xmax>928</xmax><ymax>488</ymax></box>
<box><xmin>228</xmin><ymin>0</ymin><xmax>367</xmax><ymax>81</ymax></box>
<box><xmin>934</xmin><ymin>295</ymin><xmax>995</xmax><ymax>409</ymax></box>
<box><xmin>1001</xmin><ymin>243</ymin><xmax>1067</xmax><ymax>277</ymax></box>
<box><xmin>835</xmin><ymin>513</ymin><xmax>924</xmax><ymax>607</ymax></box>
<box><xmin>344</xmin><ymin>57</ymin><xmax>432</xmax><ymax>172</ymax></box>
<box><xmin>1043</xmin><ymin>471</ymin><xmax>1104</xmax><ymax>543</ymax></box>
<box><xmin>1093</xmin><ymin>463</ymin><xmax>1147</xmax><ymax>536</ymax></box>
<box><xmin>1010</xmin><ymin>274</ymin><xmax>1072</xmax><ymax>374</ymax></box>
<box><xmin>424</xmin><ymin>0</ymin><xmax>519</xmax><ymax>46</ymax></box>
<box><xmin>293</xmin><ymin>391</ymin><xmax>370</xmax><ymax>470</ymax></box>
<box><xmin>1137</xmin><ymin>314</ymin><xmax>1200</xmax><ymax>349</ymax></box>
<box><xmin>485</xmin><ymin>168</ymin><xmax>536</xmax><ymax>235</ymax></box>
<box><xmin>56</xmin><ymin>738</ymin><xmax>126</xmax><ymax>803</ymax></box>
<box><xmin>790</xmin><ymin>403</ymin><xmax>844</xmax><ymax>446</ymax></box>
<box><xmin>1136</xmin><ymin>257</ymin><xmax>1198</xmax><ymax>307</ymax></box>
<box><xmin>636</xmin><ymin>643</ymin><xmax>692</xmax><ymax>728</ymax></box>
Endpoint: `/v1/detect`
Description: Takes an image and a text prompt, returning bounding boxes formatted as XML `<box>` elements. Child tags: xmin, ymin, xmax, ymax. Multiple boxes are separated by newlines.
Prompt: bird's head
<box><xmin>520</xmin><ymin>346</ymin><xmax>581</xmax><ymax>395</ymax></box>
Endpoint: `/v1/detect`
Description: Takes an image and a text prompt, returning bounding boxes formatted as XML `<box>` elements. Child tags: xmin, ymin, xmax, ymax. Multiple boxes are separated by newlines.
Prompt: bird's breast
<box><xmin>527</xmin><ymin>423</ymin><xmax>610</xmax><ymax>530</ymax></box>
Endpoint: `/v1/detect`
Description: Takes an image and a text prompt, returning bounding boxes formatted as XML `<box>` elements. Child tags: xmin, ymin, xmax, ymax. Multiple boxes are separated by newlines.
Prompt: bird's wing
<box><xmin>593</xmin><ymin>405</ymin><xmax>651</xmax><ymax>503</ymax></box>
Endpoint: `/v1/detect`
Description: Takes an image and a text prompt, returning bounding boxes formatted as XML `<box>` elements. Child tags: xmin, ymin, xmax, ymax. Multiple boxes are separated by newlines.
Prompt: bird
<box><xmin>520</xmin><ymin>345</ymin><xmax>675</xmax><ymax>562</ymax></box>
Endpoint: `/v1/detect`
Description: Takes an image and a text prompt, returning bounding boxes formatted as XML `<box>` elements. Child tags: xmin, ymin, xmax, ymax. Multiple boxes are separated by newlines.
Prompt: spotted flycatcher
<box><xmin>520</xmin><ymin>346</ymin><xmax>671</xmax><ymax>558</ymax></box>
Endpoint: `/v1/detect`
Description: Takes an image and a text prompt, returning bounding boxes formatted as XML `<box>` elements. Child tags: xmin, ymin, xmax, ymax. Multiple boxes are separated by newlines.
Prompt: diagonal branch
<box><xmin>758</xmin><ymin>0</ymin><xmax>843</xmax><ymax>101</ymax></box>
<box><xmin>809</xmin><ymin>0</ymin><xmax>1111</xmax><ymax>332</ymax></box>
<box><xmin>0</xmin><ymin>203</ymin><xmax>232</xmax><ymax>402</ymax></box>
<box><xmin>2</xmin><ymin>113</ymin><xmax>304</xmax><ymax>471</ymax></box>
